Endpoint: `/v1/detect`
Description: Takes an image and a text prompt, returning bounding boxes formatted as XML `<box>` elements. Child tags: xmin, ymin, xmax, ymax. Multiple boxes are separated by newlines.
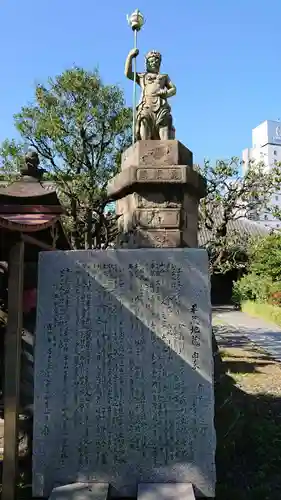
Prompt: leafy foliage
<box><xmin>0</xmin><ymin>139</ymin><xmax>24</xmax><ymax>181</ymax></box>
<box><xmin>0</xmin><ymin>67</ymin><xmax>132</xmax><ymax>248</ymax></box>
<box><xmin>233</xmin><ymin>233</ymin><xmax>281</xmax><ymax>305</ymax></box>
<box><xmin>232</xmin><ymin>273</ymin><xmax>278</xmax><ymax>305</ymax></box>
<box><xmin>249</xmin><ymin>232</ymin><xmax>281</xmax><ymax>281</ymax></box>
<box><xmin>198</xmin><ymin>157</ymin><xmax>281</xmax><ymax>274</ymax></box>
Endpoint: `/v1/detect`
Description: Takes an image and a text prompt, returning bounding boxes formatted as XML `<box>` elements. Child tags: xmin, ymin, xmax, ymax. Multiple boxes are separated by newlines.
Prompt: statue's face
<box><xmin>146</xmin><ymin>55</ymin><xmax>161</xmax><ymax>73</ymax></box>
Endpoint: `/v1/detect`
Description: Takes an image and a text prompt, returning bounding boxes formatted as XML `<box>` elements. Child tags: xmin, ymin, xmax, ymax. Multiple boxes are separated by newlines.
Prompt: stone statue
<box><xmin>125</xmin><ymin>49</ymin><xmax>176</xmax><ymax>140</ymax></box>
<box><xmin>21</xmin><ymin>150</ymin><xmax>44</xmax><ymax>179</ymax></box>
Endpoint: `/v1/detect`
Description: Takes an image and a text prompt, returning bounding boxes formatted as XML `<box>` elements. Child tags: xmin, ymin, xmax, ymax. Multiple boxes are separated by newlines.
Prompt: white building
<box><xmin>242</xmin><ymin>119</ymin><xmax>281</xmax><ymax>228</ymax></box>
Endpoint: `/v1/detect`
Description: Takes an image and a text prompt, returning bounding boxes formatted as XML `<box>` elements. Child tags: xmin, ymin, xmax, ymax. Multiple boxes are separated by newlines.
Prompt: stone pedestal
<box><xmin>107</xmin><ymin>140</ymin><xmax>206</xmax><ymax>248</ymax></box>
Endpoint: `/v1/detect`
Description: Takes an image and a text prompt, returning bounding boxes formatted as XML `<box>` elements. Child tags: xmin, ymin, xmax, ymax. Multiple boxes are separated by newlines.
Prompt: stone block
<box><xmin>108</xmin><ymin>140</ymin><xmax>206</xmax><ymax>250</ymax></box>
<box><xmin>137</xmin><ymin>483</ymin><xmax>195</xmax><ymax>500</ymax></box>
<box><xmin>182</xmin><ymin>194</ymin><xmax>200</xmax><ymax>248</ymax></box>
<box><xmin>115</xmin><ymin>193</ymin><xmax>185</xmax><ymax>248</ymax></box>
<box><xmin>134</xmin><ymin>191</ymin><xmax>181</xmax><ymax>209</ymax></box>
<box><xmin>48</xmin><ymin>483</ymin><xmax>109</xmax><ymax>500</ymax></box>
<box><xmin>121</xmin><ymin>140</ymin><xmax>193</xmax><ymax>169</ymax></box>
<box><xmin>143</xmin><ymin>230</ymin><xmax>182</xmax><ymax>247</ymax></box>
<box><xmin>117</xmin><ymin>229</ymin><xmax>182</xmax><ymax>249</ymax></box>
<box><xmin>107</xmin><ymin>165</ymin><xmax>206</xmax><ymax>200</ymax></box>
<box><xmin>135</xmin><ymin>209</ymin><xmax>181</xmax><ymax>229</ymax></box>
<box><xmin>33</xmin><ymin>249</ymin><xmax>215</xmax><ymax>498</ymax></box>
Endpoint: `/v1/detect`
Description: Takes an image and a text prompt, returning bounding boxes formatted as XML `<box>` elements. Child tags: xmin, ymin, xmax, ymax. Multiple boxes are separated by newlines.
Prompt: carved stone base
<box><xmin>121</xmin><ymin>140</ymin><xmax>193</xmax><ymax>169</ymax></box>
<box><xmin>107</xmin><ymin>140</ymin><xmax>206</xmax><ymax>249</ymax></box>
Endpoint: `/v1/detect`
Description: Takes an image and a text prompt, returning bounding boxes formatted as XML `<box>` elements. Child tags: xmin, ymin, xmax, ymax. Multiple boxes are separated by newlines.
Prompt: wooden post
<box><xmin>2</xmin><ymin>240</ymin><xmax>25</xmax><ymax>500</ymax></box>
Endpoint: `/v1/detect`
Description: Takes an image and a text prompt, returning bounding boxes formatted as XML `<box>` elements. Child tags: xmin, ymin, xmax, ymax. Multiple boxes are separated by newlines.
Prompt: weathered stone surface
<box><xmin>136</xmin><ymin>167</ymin><xmax>184</xmax><ymax>182</ymax></box>
<box><xmin>135</xmin><ymin>209</ymin><xmax>181</xmax><ymax>229</ymax></box>
<box><xmin>182</xmin><ymin>194</ymin><xmax>200</xmax><ymax>248</ymax></box>
<box><xmin>143</xmin><ymin>230</ymin><xmax>182</xmax><ymax>247</ymax></box>
<box><xmin>33</xmin><ymin>249</ymin><xmax>215</xmax><ymax>498</ymax></box>
<box><xmin>137</xmin><ymin>483</ymin><xmax>195</xmax><ymax>500</ymax></box>
<box><xmin>134</xmin><ymin>191</ymin><xmax>180</xmax><ymax>209</ymax></box>
<box><xmin>107</xmin><ymin>165</ymin><xmax>205</xmax><ymax>200</ymax></box>
<box><xmin>117</xmin><ymin>229</ymin><xmax>182</xmax><ymax>249</ymax></box>
<box><xmin>107</xmin><ymin>140</ymin><xmax>206</xmax><ymax>249</ymax></box>
<box><xmin>115</xmin><ymin>193</ymin><xmax>183</xmax><ymax>248</ymax></box>
<box><xmin>115</xmin><ymin>196</ymin><xmax>199</xmax><ymax>249</ymax></box>
<box><xmin>49</xmin><ymin>483</ymin><xmax>109</xmax><ymax>500</ymax></box>
<box><xmin>121</xmin><ymin>141</ymin><xmax>193</xmax><ymax>169</ymax></box>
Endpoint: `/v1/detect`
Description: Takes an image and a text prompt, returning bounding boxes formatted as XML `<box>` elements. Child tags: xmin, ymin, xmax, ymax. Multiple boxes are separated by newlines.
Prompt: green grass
<box><xmin>212</xmin><ymin>317</ymin><xmax>226</xmax><ymax>327</ymax></box>
<box><xmin>215</xmin><ymin>343</ymin><xmax>281</xmax><ymax>499</ymax></box>
<box><xmin>242</xmin><ymin>300</ymin><xmax>281</xmax><ymax>327</ymax></box>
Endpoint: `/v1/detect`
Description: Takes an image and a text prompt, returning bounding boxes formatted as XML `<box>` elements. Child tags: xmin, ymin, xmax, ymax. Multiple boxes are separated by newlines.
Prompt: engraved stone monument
<box><xmin>33</xmin><ymin>249</ymin><xmax>215</xmax><ymax>498</ymax></box>
<box><xmin>33</xmin><ymin>12</ymin><xmax>215</xmax><ymax>500</ymax></box>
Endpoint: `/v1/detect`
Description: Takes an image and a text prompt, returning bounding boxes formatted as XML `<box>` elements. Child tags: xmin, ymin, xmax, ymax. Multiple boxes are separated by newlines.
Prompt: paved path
<box><xmin>213</xmin><ymin>307</ymin><xmax>281</xmax><ymax>361</ymax></box>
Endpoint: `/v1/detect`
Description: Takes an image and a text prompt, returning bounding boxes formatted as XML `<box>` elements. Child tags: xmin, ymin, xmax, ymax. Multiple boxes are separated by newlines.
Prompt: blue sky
<box><xmin>1</xmin><ymin>0</ymin><xmax>281</xmax><ymax>163</ymax></box>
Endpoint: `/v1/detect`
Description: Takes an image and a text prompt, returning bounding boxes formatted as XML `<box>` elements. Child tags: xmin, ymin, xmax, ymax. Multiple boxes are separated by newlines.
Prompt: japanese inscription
<box><xmin>190</xmin><ymin>303</ymin><xmax>201</xmax><ymax>371</ymax></box>
<box><xmin>33</xmin><ymin>249</ymin><xmax>215</xmax><ymax>499</ymax></box>
<box><xmin>136</xmin><ymin>167</ymin><xmax>184</xmax><ymax>182</ymax></box>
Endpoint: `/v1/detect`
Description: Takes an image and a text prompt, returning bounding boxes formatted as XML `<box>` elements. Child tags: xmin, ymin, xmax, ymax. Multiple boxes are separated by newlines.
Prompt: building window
<box><xmin>276</xmin><ymin>195</ymin><xmax>279</xmax><ymax>201</ymax></box>
<box><xmin>274</xmin><ymin>150</ymin><xmax>277</xmax><ymax>156</ymax></box>
<box><xmin>264</xmin><ymin>214</ymin><xmax>268</xmax><ymax>220</ymax></box>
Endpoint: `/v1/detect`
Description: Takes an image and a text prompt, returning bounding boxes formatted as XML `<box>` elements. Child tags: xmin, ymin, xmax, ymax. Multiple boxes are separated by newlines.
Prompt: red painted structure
<box><xmin>0</xmin><ymin>151</ymin><xmax>69</xmax><ymax>500</ymax></box>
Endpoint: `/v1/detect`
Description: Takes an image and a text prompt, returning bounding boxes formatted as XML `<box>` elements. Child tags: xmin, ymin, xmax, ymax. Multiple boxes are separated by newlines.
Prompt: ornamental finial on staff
<box><xmin>126</xmin><ymin>9</ymin><xmax>145</xmax><ymax>144</ymax></box>
<box><xmin>127</xmin><ymin>9</ymin><xmax>145</xmax><ymax>32</ymax></box>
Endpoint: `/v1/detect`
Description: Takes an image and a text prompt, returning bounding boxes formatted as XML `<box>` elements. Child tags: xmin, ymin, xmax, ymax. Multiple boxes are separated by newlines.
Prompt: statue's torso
<box><xmin>138</xmin><ymin>72</ymin><xmax>168</xmax><ymax>110</ymax></box>
<box><xmin>141</xmin><ymin>72</ymin><xmax>166</xmax><ymax>93</ymax></box>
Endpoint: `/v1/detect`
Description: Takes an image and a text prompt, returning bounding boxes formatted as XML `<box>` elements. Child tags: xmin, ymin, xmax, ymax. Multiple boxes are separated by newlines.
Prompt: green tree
<box><xmin>0</xmin><ymin>139</ymin><xmax>24</xmax><ymax>180</ymax></box>
<box><xmin>249</xmin><ymin>233</ymin><xmax>281</xmax><ymax>281</ymax></box>
<box><xmin>198</xmin><ymin>157</ymin><xmax>281</xmax><ymax>274</ymax></box>
<box><xmin>0</xmin><ymin>67</ymin><xmax>132</xmax><ymax>248</ymax></box>
<box><xmin>232</xmin><ymin>233</ymin><xmax>281</xmax><ymax>304</ymax></box>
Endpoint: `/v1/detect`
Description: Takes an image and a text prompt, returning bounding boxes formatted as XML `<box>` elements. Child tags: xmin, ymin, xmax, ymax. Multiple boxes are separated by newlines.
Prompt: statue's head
<box><xmin>21</xmin><ymin>149</ymin><xmax>44</xmax><ymax>179</ymax></box>
<box><xmin>145</xmin><ymin>50</ymin><xmax>162</xmax><ymax>73</ymax></box>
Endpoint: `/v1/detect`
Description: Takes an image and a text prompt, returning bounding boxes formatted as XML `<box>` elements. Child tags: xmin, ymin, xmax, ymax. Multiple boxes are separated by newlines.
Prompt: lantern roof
<box><xmin>0</xmin><ymin>151</ymin><xmax>64</xmax><ymax>233</ymax></box>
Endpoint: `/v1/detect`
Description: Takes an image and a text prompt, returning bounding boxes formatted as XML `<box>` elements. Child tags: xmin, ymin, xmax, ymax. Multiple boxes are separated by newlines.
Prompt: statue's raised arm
<box><xmin>124</xmin><ymin>48</ymin><xmax>140</xmax><ymax>84</ymax></box>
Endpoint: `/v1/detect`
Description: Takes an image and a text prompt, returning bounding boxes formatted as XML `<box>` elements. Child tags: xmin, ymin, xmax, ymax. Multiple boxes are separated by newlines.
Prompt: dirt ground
<box><xmin>214</xmin><ymin>326</ymin><xmax>281</xmax><ymax>500</ymax></box>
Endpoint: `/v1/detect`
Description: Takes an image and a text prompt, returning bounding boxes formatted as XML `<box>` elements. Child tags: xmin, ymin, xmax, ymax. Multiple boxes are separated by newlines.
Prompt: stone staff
<box><xmin>126</xmin><ymin>9</ymin><xmax>145</xmax><ymax>144</ymax></box>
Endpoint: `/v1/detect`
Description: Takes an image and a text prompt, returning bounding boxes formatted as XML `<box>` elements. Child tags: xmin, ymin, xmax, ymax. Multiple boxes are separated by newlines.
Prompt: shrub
<box><xmin>249</xmin><ymin>233</ymin><xmax>281</xmax><ymax>281</ymax></box>
<box><xmin>232</xmin><ymin>233</ymin><xmax>281</xmax><ymax>306</ymax></box>
<box><xmin>232</xmin><ymin>273</ymin><xmax>281</xmax><ymax>306</ymax></box>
